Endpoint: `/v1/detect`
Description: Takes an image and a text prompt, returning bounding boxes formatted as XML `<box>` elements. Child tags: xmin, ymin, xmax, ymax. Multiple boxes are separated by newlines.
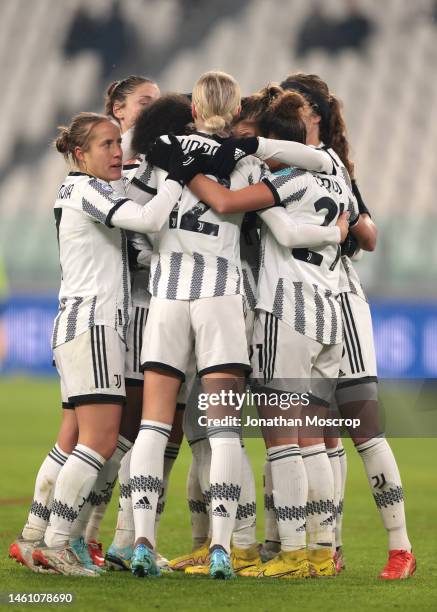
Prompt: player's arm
<box><xmin>349</xmin><ymin>180</ymin><xmax>377</xmax><ymax>252</ymax></box>
<box><xmin>255</xmin><ymin>137</ymin><xmax>333</xmax><ymax>173</ymax></box>
<box><xmin>188</xmin><ymin>175</ymin><xmax>275</xmax><ymax>213</ymax></box>
<box><xmin>258</xmin><ymin>207</ymin><xmax>349</xmax><ymax>248</ymax></box>
<box><xmin>81</xmin><ymin>177</ymin><xmax>182</xmax><ymax>233</ymax></box>
<box><xmin>107</xmin><ymin>181</ymin><xmax>182</xmax><ymax>233</ymax></box>
<box><xmin>210</xmin><ymin>137</ymin><xmax>334</xmax><ymax>177</ymax></box>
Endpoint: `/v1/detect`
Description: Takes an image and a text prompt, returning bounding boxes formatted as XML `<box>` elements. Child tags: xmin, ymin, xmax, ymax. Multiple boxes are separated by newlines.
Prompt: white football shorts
<box><xmin>54</xmin><ymin>325</ymin><xmax>126</xmax><ymax>406</ymax></box>
<box><xmin>141</xmin><ymin>294</ymin><xmax>250</xmax><ymax>379</ymax></box>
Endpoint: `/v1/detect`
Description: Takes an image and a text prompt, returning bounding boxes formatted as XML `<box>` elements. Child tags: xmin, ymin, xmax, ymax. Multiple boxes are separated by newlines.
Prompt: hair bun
<box><xmin>55</xmin><ymin>126</ymin><xmax>70</xmax><ymax>154</ymax></box>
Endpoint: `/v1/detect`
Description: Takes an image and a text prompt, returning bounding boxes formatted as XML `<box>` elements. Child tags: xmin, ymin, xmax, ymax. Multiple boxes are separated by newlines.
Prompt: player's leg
<box><xmin>259</xmin><ymin>457</ymin><xmax>280</xmax><ymax>561</ymax></box>
<box><xmin>32</xmin><ymin>327</ymin><xmax>125</xmax><ymax>577</ymax></box>
<box><xmin>152</xmin><ymin>404</ymin><xmax>184</xmax><ymax>569</ymax></box>
<box><xmin>230</xmin><ymin>442</ymin><xmax>259</xmax><ymax>572</ymax></box>
<box><xmin>194</xmin><ymin>294</ymin><xmax>250</xmax><ymax>579</ymax></box>
<box><xmin>325</xmin><ymin>435</ymin><xmax>342</xmax><ymax>570</ymax></box>
<box><xmin>9</xmin><ymin>405</ymin><xmax>78</xmax><ymax>572</ymax></box>
<box><xmin>300</xmin><ymin>340</ymin><xmax>342</xmax><ymax>578</ymax></box>
<box><xmin>335</xmin><ymin>439</ymin><xmax>347</xmax><ymax>567</ymax></box>
<box><xmin>86</xmin><ymin>300</ymin><xmax>147</xmax><ymax>562</ymax></box>
<box><xmin>244</xmin><ymin>312</ymin><xmax>310</xmax><ymax>579</ymax></box>
<box><xmin>129</xmin><ymin>297</ymin><xmax>190</xmax><ymax>577</ymax></box>
<box><xmin>337</xmin><ymin>292</ymin><xmax>414</xmax><ymax>579</ymax></box>
<box><xmin>230</xmin><ymin>304</ymin><xmax>259</xmax><ymax>572</ymax></box>
<box><xmin>98</xmin><ymin>303</ymin><xmax>147</xmax><ymax>569</ymax></box>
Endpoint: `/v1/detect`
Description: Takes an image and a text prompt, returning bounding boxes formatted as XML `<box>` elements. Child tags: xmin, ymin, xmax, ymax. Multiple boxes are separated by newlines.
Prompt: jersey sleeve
<box><xmin>256</xmin><ymin>138</ymin><xmax>334</xmax><ymax>174</ymax></box>
<box><xmin>127</xmin><ymin>159</ymin><xmax>158</xmax><ymax>205</ymax></box>
<box><xmin>80</xmin><ymin>178</ymin><xmax>131</xmax><ymax>225</ymax></box>
<box><xmin>261</xmin><ymin>167</ymin><xmax>310</xmax><ymax>207</ymax></box>
<box><xmin>259</xmin><ymin>207</ymin><xmax>340</xmax><ymax>248</ymax></box>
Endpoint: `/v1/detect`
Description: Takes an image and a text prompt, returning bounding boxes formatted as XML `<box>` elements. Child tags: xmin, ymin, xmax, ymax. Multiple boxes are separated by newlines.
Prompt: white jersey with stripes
<box><xmin>52</xmin><ymin>172</ymin><xmax>131</xmax><ymax>349</ymax></box>
<box><xmin>132</xmin><ymin>132</ymin><xmax>269</xmax><ymax>301</ymax></box>
<box><xmin>321</xmin><ymin>146</ymin><xmax>367</xmax><ymax>302</ymax></box>
<box><xmin>118</xmin><ymin>159</ymin><xmax>154</xmax><ymax>308</ymax></box>
<box><xmin>257</xmin><ymin>166</ymin><xmax>359</xmax><ymax>345</ymax></box>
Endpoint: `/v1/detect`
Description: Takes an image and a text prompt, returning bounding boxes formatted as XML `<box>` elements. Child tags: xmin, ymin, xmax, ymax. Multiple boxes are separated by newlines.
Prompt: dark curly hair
<box><xmin>131</xmin><ymin>93</ymin><xmax>194</xmax><ymax>156</ymax></box>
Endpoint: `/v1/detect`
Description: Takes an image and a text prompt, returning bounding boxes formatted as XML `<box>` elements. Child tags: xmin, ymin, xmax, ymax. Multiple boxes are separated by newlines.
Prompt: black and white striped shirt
<box><xmin>257</xmin><ymin>166</ymin><xmax>359</xmax><ymax>345</ymax></box>
<box><xmin>322</xmin><ymin>147</ymin><xmax>367</xmax><ymax>302</ymax></box>
<box><xmin>52</xmin><ymin>172</ymin><xmax>131</xmax><ymax>348</ymax></box>
<box><xmin>133</xmin><ymin>133</ymin><xmax>269</xmax><ymax>301</ymax></box>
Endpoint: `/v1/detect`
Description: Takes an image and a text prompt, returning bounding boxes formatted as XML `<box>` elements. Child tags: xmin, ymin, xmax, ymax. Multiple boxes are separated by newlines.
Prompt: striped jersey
<box><xmin>257</xmin><ymin>166</ymin><xmax>359</xmax><ymax>345</ymax></box>
<box><xmin>119</xmin><ymin>159</ymin><xmax>154</xmax><ymax>309</ymax></box>
<box><xmin>322</xmin><ymin>146</ymin><xmax>367</xmax><ymax>301</ymax></box>
<box><xmin>52</xmin><ymin>172</ymin><xmax>131</xmax><ymax>348</ymax></box>
<box><xmin>134</xmin><ymin>132</ymin><xmax>269</xmax><ymax>301</ymax></box>
<box><xmin>240</xmin><ymin>214</ymin><xmax>260</xmax><ymax>312</ymax></box>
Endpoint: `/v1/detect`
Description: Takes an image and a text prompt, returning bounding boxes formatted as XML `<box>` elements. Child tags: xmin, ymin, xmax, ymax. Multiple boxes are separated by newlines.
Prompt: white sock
<box><xmin>209</xmin><ymin>435</ymin><xmax>242</xmax><ymax>554</ymax></box>
<box><xmin>82</xmin><ymin>436</ymin><xmax>132</xmax><ymax>542</ymax></box>
<box><xmin>336</xmin><ymin>441</ymin><xmax>347</xmax><ymax>548</ymax></box>
<box><xmin>232</xmin><ymin>446</ymin><xmax>257</xmax><ymax>549</ymax></box>
<box><xmin>130</xmin><ymin>420</ymin><xmax>171</xmax><ymax>549</ymax></box>
<box><xmin>188</xmin><ymin>438</ymin><xmax>211</xmax><ymax>550</ymax></box>
<box><xmin>356</xmin><ymin>438</ymin><xmax>411</xmax><ymax>551</ymax></box>
<box><xmin>154</xmin><ymin>441</ymin><xmax>180</xmax><ymax>545</ymax></box>
<box><xmin>263</xmin><ymin>458</ymin><xmax>280</xmax><ymax>550</ymax></box>
<box><xmin>268</xmin><ymin>445</ymin><xmax>307</xmax><ymax>552</ymax></box>
<box><xmin>112</xmin><ymin>448</ymin><xmax>135</xmax><ymax>549</ymax></box>
<box><xmin>45</xmin><ymin>444</ymin><xmax>105</xmax><ymax>548</ymax></box>
<box><xmin>302</xmin><ymin>443</ymin><xmax>334</xmax><ymax>549</ymax></box>
<box><xmin>186</xmin><ymin>452</ymin><xmax>209</xmax><ymax>549</ymax></box>
<box><xmin>22</xmin><ymin>444</ymin><xmax>69</xmax><ymax>541</ymax></box>
<box><xmin>327</xmin><ymin>445</ymin><xmax>341</xmax><ymax>552</ymax></box>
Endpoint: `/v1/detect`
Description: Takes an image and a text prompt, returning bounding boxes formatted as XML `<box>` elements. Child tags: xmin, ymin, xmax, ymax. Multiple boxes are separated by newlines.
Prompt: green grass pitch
<box><xmin>0</xmin><ymin>377</ymin><xmax>436</xmax><ymax>611</ymax></box>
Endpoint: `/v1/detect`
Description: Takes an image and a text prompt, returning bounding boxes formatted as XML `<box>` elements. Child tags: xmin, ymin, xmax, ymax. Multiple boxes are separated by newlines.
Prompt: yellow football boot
<box><xmin>231</xmin><ymin>544</ymin><xmax>262</xmax><ymax>576</ymax></box>
<box><xmin>256</xmin><ymin>549</ymin><xmax>310</xmax><ymax>579</ymax></box>
<box><xmin>168</xmin><ymin>541</ymin><xmax>210</xmax><ymax>571</ymax></box>
<box><xmin>308</xmin><ymin>548</ymin><xmax>337</xmax><ymax>577</ymax></box>
<box><xmin>185</xmin><ymin>564</ymin><xmax>209</xmax><ymax>576</ymax></box>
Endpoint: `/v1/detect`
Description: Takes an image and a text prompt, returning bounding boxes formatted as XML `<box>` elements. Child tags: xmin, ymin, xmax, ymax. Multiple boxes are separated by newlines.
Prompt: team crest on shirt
<box><xmin>97</xmin><ymin>180</ymin><xmax>114</xmax><ymax>193</ymax></box>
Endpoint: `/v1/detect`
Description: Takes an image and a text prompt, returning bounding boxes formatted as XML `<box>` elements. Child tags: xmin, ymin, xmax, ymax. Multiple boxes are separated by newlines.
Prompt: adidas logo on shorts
<box><xmin>212</xmin><ymin>504</ymin><xmax>230</xmax><ymax>518</ymax></box>
<box><xmin>134</xmin><ymin>495</ymin><xmax>152</xmax><ymax>510</ymax></box>
<box><xmin>234</xmin><ymin>148</ymin><xmax>245</xmax><ymax>160</ymax></box>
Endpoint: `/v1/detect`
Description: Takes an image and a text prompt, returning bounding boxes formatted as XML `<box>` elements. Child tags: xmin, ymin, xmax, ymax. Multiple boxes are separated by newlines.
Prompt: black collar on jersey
<box><xmin>123</xmin><ymin>163</ymin><xmax>140</xmax><ymax>170</ymax></box>
<box><xmin>68</xmin><ymin>171</ymin><xmax>93</xmax><ymax>178</ymax></box>
<box><xmin>192</xmin><ymin>131</ymin><xmax>227</xmax><ymax>144</ymax></box>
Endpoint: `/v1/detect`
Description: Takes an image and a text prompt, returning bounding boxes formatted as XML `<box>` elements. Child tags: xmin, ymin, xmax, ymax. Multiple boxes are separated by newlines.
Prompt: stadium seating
<box><xmin>1</xmin><ymin>0</ymin><xmax>436</xmax><ymax>295</ymax></box>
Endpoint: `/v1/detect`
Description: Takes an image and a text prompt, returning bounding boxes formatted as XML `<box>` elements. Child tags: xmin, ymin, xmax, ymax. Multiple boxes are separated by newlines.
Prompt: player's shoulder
<box><xmin>232</xmin><ymin>154</ymin><xmax>269</xmax><ymax>185</ymax></box>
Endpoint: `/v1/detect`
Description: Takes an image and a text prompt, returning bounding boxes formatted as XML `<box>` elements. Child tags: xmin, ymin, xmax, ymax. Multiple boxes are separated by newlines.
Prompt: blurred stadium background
<box><xmin>1</xmin><ymin>0</ymin><xmax>437</xmax><ymax>378</ymax></box>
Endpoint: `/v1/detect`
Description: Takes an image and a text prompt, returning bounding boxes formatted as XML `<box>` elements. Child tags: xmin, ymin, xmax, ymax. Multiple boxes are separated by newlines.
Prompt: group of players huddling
<box><xmin>9</xmin><ymin>69</ymin><xmax>416</xmax><ymax>581</ymax></box>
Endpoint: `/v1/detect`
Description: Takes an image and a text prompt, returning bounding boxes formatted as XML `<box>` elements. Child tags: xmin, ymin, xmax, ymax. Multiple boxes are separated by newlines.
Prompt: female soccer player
<box><xmin>104</xmin><ymin>93</ymin><xmax>197</xmax><ymax>572</ymax></box>
<box><xmin>281</xmin><ymin>72</ymin><xmax>415</xmax><ymax>580</ymax></box>
<box><xmin>25</xmin><ymin>111</ymin><xmax>201</xmax><ymax>577</ymax></box>
<box><xmin>79</xmin><ymin>75</ymin><xmax>163</xmax><ymax>569</ymax></box>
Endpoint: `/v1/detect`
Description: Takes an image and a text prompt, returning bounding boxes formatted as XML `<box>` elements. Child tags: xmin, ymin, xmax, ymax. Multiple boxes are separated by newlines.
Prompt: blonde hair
<box><xmin>55</xmin><ymin>112</ymin><xmax>110</xmax><ymax>163</ymax></box>
<box><xmin>192</xmin><ymin>70</ymin><xmax>241</xmax><ymax>133</ymax></box>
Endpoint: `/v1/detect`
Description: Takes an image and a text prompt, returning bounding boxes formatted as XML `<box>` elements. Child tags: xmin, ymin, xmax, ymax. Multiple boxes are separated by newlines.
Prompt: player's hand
<box><xmin>336</xmin><ymin>212</ymin><xmax>350</xmax><ymax>243</ymax></box>
<box><xmin>210</xmin><ymin>137</ymin><xmax>259</xmax><ymax>178</ymax></box>
<box><xmin>166</xmin><ymin>136</ymin><xmax>210</xmax><ymax>185</ymax></box>
<box><xmin>341</xmin><ymin>232</ymin><xmax>359</xmax><ymax>257</ymax></box>
<box><xmin>147</xmin><ymin>136</ymin><xmax>173</xmax><ymax>170</ymax></box>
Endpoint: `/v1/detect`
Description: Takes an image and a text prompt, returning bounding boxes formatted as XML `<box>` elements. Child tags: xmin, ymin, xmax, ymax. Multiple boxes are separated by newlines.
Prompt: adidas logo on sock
<box><xmin>234</xmin><ymin>148</ymin><xmax>245</xmax><ymax>160</ymax></box>
<box><xmin>134</xmin><ymin>496</ymin><xmax>152</xmax><ymax>510</ymax></box>
<box><xmin>212</xmin><ymin>504</ymin><xmax>230</xmax><ymax>518</ymax></box>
